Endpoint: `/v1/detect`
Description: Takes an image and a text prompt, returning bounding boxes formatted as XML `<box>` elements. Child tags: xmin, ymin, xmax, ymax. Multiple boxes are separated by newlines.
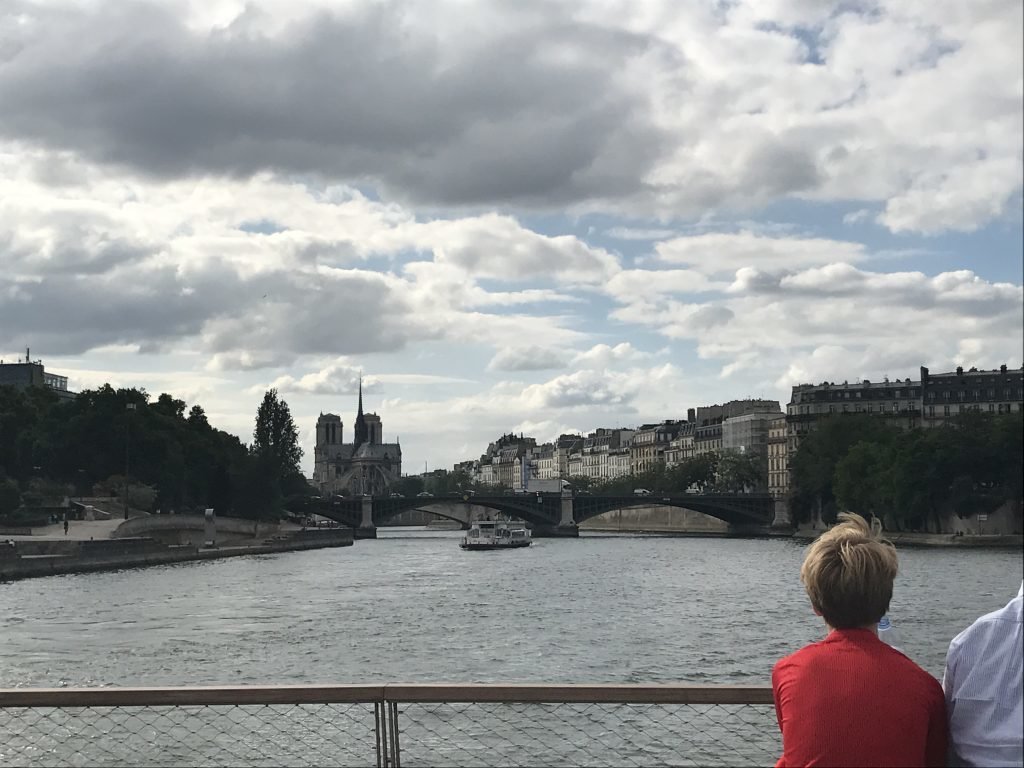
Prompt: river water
<box><xmin>2</xmin><ymin>530</ymin><xmax>1020</xmax><ymax>687</ymax></box>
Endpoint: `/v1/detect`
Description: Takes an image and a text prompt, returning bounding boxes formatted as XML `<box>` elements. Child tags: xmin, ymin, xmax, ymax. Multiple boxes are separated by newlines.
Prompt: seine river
<box><xmin>1</xmin><ymin>530</ymin><xmax>1020</xmax><ymax>687</ymax></box>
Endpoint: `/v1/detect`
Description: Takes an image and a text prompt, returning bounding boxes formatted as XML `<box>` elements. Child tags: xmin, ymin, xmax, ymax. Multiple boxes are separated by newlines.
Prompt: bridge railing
<box><xmin>0</xmin><ymin>683</ymin><xmax>778</xmax><ymax>767</ymax></box>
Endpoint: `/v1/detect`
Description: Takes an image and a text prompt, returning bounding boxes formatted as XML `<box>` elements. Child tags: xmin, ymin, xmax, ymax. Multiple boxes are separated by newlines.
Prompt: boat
<box><xmin>460</xmin><ymin>519</ymin><xmax>532</xmax><ymax>550</ymax></box>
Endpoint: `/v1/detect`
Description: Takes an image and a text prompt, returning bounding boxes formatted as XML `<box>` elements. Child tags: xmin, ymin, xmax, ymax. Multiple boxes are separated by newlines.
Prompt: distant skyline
<box><xmin>2</xmin><ymin>0</ymin><xmax>1022</xmax><ymax>475</ymax></box>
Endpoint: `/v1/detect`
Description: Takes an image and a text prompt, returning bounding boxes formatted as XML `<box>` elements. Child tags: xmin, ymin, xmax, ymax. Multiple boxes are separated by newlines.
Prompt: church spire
<box><xmin>353</xmin><ymin>373</ymin><xmax>368</xmax><ymax>445</ymax></box>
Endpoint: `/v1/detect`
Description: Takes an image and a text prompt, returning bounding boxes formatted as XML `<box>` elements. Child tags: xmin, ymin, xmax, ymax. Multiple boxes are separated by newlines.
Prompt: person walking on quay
<box><xmin>943</xmin><ymin>581</ymin><xmax>1023</xmax><ymax>767</ymax></box>
<box><xmin>63</xmin><ymin>518</ymin><xmax>69</xmax><ymax>536</ymax></box>
<box><xmin>771</xmin><ymin>513</ymin><xmax>947</xmax><ymax>767</ymax></box>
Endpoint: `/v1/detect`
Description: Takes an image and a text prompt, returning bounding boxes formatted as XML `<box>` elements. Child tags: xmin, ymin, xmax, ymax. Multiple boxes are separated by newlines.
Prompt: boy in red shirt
<box><xmin>772</xmin><ymin>513</ymin><xmax>947</xmax><ymax>767</ymax></box>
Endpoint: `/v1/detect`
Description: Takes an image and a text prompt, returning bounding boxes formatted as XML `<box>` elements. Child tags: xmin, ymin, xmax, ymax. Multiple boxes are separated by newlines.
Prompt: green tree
<box><xmin>790</xmin><ymin>415</ymin><xmax>899</xmax><ymax>524</ymax></box>
<box><xmin>714</xmin><ymin>450</ymin><xmax>763</xmax><ymax>492</ymax></box>
<box><xmin>252</xmin><ymin>389</ymin><xmax>303</xmax><ymax>478</ymax></box>
<box><xmin>834</xmin><ymin>441</ymin><xmax>893</xmax><ymax>519</ymax></box>
<box><xmin>0</xmin><ymin>477</ymin><xmax>21</xmax><ymax>517</ymax></box>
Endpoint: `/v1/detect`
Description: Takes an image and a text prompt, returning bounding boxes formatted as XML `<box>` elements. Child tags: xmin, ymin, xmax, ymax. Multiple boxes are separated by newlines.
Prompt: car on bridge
<box><xmin>416</xmin><ymin>492</ymin><xmax>433</xmax><ymax>497</ymax></box>
<box><xmin>633</xmin><ymin>488</ymin><xmax>651</xmax><ymax>496</ymax></box>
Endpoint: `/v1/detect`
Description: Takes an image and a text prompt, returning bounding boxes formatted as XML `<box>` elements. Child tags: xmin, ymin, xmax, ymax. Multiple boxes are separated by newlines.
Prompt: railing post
<box><xmin>388</xmin><ymin>700</ymin><xmax>402</xmax><ymax>767</ymax></box>
<box><xmin>374</xmin><ymin>701</ymin><xmax>386</xmax><ymax>768</ymax></box>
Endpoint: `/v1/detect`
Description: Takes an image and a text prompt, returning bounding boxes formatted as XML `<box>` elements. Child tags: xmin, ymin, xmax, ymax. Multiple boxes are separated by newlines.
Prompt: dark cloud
<box><xmin>488</xmin><ymin>346</ymin><xmax>566</xmax><ymax>371</ymax></box>
<box><xmin>0</xmin><ymin>251</ymin><xmax>433</xmax><ymax>365</ymax></box>
<box><xmin>0</xmin><ymin>1</ymin><xmax>668</xmax><ymax>207</ymax></box>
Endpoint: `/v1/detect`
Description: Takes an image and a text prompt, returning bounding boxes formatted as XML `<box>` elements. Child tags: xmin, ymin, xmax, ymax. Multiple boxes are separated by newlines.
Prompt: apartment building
<box><xmin>630</xmin><ymin>420</ymin><xmax>685</xmax><ymax>473</ymax></box>
<box><xmin>692</xmin><ymin>400</ymin><xmax>781</xmax><ymax>456</ymax></box>
<box><xmin>920</xmin><ymin>365</ymin><xmax>1024</xmax><ymax>426</ymax></box>
<box><xmin>767</xmin><ymin>413</ymin><xmax>788</xmax><ymax>499</ymax></box>
<box><xmin>664</xmin><ymin>422</ymin><xmax>695</xmax><ymax>466</ymax></box>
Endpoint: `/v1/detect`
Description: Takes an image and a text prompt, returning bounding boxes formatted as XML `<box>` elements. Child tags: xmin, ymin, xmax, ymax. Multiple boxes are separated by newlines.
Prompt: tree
<box><xmin>187</xmin><ymin>405</ymin><xmax>210</xmax><ymax>429</ymax></box>
<box><xmin>252</xmin><ymin>389</ymin><xmax>303</xmax><ymax>477</ymax></box>
<box><xmin>0</xmin><ymin>478</ymin><xmax>20</xmax><ymax>517</ymax></box>
<box><xmin>714</xmin><ymin>450</ymin><xmax>763</xmax><ymax>493</ymax></box>
<box><xmin>790</xmin><ymin>415</ymin><xmax>899</xmax><ymax>524</ymax></box>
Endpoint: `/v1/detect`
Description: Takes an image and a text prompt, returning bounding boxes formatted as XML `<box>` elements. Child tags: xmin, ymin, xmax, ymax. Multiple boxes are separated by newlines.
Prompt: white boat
<box><xmin>460</xmin><ymin>519</ymin><xmax>532</xmax><ymax>550</ymax></box>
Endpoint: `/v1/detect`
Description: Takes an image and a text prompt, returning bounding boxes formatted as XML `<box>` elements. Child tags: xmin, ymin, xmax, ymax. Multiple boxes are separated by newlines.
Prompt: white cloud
<box><xmin>571</xmin><ymin>343</ymin><xmax>651</xmax><ymax>368</ymax></box>
<box><xmin>654</xmin><ymin>232</ymin><xmax>868</xmax><ymax>275</ymax></box>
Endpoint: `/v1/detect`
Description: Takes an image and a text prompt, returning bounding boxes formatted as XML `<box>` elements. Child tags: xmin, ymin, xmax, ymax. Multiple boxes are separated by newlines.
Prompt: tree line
<box><xmin>0</xmin><ymin>384</ymin><xmax>306</xmax><ymax>523</ymax></box>
<box><xmin>790</xmin><ymin>412</ymin><xmax>1023</xmax><ymax>531</ymax></box>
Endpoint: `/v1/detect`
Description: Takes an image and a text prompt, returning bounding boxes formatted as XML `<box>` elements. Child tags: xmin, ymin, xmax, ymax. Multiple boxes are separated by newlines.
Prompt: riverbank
<box><xmin>0</xmin><ymin>528</ymin><xmax>354</xmax><ymax>582</ymax></box>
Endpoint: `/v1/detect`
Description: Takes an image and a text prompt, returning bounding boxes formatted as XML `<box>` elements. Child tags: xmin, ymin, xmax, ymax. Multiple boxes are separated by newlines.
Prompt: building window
<box><xmin>943</xmin><ymin>391</ymin><xmax>951</xmax><ymax>400</ymax></box>
<box><xmin>928</xmin><ymin>405</ymin><xmax>935</xmax><ymax>416</ymax></box>
<box><xmin>943</xmin><ymin>405</ymin><xmax>950</xmax><ymax>416</ymax></box>
<box><xmin>989</xmin><ymin>404</ymin><xmax>995</xmax><ymax>412</ymax></box>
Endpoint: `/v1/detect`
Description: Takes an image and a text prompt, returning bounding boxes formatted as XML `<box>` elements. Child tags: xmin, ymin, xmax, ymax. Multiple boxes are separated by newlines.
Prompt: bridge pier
<box><xmin>771</xmin><ymin>498</ymin><xmax>792</xmax><ymax>530</ymax></box>
<box><xmin>531</xmin><ymin>494</ymin><xmax>579</xmax><ymax>538</ymax></box>
<box><xmin>356</xmin><ymin>497</ymin><xmax>376</xmax><ymax>539</ymax></box>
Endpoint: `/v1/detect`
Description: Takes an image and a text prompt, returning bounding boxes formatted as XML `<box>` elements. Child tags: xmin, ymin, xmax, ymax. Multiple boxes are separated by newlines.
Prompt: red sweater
<box><xmin>772</xmin><ymin>628</ymin><xmax>947</xmax><ymax>767</ymax></box>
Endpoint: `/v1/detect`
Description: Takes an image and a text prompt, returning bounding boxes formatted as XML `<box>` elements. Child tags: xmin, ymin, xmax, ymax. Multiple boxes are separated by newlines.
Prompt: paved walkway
<box><xmin>3</xmin><ymin>519</ymin><xmax>124</xmax><ymax>541</ymax></box>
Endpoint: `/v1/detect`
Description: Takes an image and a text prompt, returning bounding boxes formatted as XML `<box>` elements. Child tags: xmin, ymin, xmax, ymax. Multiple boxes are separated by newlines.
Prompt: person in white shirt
<box><xmin>943</xmin><ymin>582</ymin><xmax>1024</xmax><ymax>767</ymax></box>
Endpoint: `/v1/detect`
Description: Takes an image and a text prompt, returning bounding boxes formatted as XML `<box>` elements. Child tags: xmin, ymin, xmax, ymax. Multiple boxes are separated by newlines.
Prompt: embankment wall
<box><xmin>0</xmin><ymin>529</ymin><xmax>353</xmax><ymax>582</ymax></box>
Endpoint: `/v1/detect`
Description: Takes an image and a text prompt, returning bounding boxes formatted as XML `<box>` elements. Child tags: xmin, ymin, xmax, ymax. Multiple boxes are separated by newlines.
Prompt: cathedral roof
<box><xmin>351</xmin><ymin>442</ymin><xmax>402</xmax><ymax>460</ymax></box>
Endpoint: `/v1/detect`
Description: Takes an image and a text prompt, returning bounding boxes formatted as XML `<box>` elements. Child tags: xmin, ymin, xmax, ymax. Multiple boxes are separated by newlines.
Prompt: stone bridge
<box><xmin>311</xmin><ymin>492</ymin><xmax>787</xmax><ymax>538</ymax></box>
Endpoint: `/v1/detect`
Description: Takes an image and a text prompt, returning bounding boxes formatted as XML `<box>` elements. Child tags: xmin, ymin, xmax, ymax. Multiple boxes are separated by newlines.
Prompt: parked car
<box><xmin>416</xmin><ymin>491</ymin><xmax>433</xmax><ymax>497</ymax></box>
<box><xmin>390</xmin><ymin>492</ymin><xmax>404</xmax><ymax>498</ymax></box>
<box><xmin>633</xmin><ymin>488</ymin><xmax>651</xmax><ymax>496</ymax></box>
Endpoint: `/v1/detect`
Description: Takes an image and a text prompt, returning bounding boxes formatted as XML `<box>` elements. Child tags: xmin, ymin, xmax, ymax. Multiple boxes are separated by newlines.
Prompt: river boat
<box><xmin>460</xmin><ymin>519</ymin><xmax>532</xmax><ymax>550</ymax></box>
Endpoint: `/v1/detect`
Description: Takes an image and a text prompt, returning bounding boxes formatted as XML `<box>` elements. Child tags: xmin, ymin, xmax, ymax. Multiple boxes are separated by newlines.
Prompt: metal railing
<box><xmin>0</xmin><ymin>684</ymin><xmax>778</xmax><ymax>767</ymax></box>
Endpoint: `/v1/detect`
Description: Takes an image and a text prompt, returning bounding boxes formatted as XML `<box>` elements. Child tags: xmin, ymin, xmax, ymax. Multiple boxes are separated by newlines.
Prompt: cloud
<box><xmin>487</xmin><ymin>346</ymin><xmax>567</xmax><ymax>372</ymax></box>
<box><xmin>654</xmin><ymin>232</ymin><xmax>868</xmax><ymax>275</ymax></box>
<box><xmin>0</xmin><ymin>1</ymin><xmax>665</xmax><ymax>209</ymax></box>
<box><xmin>609</xmin><ymin>258</ymin><xmax>1023</xmax><ymax>384</ymax></box>
<box><xmin>604</xmin><ymin>226</ymin><xmax>678</xmax><ymax>241</ymax></box>
<box><xmin>0</xmin><ymin>164</ymin><xmax>599</xmax><ymax>368</ymax></box>
<box><xmin>262</xmin><ymin>360</ymin><xmax>363</xmax><ymax>396</ymax></box>
<box><xmin>0</xmin><ymin>0</ymin><xmax>1019</xmax><ymax>232</ymax></box>
<box><xmin>571</xmin><ymin>342</ymin><xmax>651</xmax><ymax>368</ymax></box>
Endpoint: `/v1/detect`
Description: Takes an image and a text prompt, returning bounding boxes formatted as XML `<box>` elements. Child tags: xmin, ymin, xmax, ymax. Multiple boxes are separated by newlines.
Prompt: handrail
<box><xmin>383</xmin><ymin>684</ymin><xmax>774</xmax><ymax>704</ymax></box>
<box><xmin>0</xmin><ymin>683</ymin><xmax>773</xmax><ymax>708</ymax></box>
<box><xmin>0</xmin><ymin>684</ymin><xmax>386</xmax><ymax>707</ymax></box>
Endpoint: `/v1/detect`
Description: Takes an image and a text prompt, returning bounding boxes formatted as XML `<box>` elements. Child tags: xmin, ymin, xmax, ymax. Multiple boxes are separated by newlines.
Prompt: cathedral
<box><xmin>313</xmin><ymin>380</ymin><xmax>402</xmax><ymax>496</ymax></box>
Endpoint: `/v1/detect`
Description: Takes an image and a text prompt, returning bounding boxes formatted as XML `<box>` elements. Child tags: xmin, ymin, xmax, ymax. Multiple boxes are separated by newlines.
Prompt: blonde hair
<box><xmin>800</xmin><ymin>513</ymin><xmax>898</xmax><ymax>629</ymax></box>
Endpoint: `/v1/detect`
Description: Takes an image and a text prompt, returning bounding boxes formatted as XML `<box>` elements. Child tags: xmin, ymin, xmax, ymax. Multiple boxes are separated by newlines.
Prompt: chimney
<box><xmin>687</xmin><ymin>407</ymin><xmax>696</xmax><ymax>422</ymax></box>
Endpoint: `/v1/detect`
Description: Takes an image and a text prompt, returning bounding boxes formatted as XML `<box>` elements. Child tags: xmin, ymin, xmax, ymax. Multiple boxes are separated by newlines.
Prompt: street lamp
<box><xmin>124</xmin><ymin>403</ymin><xmax>136</xmax><ymax>520</ymax></box>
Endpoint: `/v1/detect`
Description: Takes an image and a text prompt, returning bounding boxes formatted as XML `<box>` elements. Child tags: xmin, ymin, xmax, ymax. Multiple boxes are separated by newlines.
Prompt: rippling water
<box><xmin>1</xmin><ymin>530</ymin><xmax>1020</xmax><ymax>687</ymax></box>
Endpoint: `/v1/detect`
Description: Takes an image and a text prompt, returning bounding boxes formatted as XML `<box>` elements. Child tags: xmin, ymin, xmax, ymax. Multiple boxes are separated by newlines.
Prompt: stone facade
<box><xmin>630</xmin><ymin>420</ymin><xmax>684</xmax><ymax>473</ymax></box>
<box><xmin>921</xmin><ymin>365</ymin><xmax>1024</xmax><ymax>426</ymax></box>
<box><xmin>313</xmin><ymin>380</ymin><xmax>402</xmax><ymax>496</ymax></box>
<box><xmin>767</xmin><ymin>413</ymin><xmax>788</xmax><ymax>499</ymax></box>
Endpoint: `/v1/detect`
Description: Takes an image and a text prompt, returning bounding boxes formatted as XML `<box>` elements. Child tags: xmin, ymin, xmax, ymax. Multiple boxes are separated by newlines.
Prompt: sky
<box><xmin>1</xmin><ymin>0</ymin><xmax>1022</xmax><ymax>476</ymax></box>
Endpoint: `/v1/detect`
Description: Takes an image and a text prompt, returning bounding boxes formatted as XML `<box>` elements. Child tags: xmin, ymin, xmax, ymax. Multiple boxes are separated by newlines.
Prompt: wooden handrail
<box><xmin>383</xmin><ymin>684</ymin><xmax>774</xmax><ymax>704</ymax></box>
<box><xmin>0</xmin><ymin>683</ymin><xmax>774</xmax><ymax>708</ymax></box>
<box><xmin>0</xmin><ymin>685</ymin><xmax>385</xmax><ymax>708</ymax></box>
